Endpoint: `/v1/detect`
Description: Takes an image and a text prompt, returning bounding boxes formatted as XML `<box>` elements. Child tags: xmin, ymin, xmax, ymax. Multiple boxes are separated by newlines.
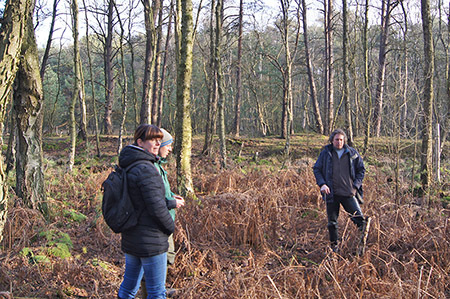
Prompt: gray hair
<box><xmin>329</xmin><ymin>129</ymin><xmax>347</xmax><ymax>144</ymax></box>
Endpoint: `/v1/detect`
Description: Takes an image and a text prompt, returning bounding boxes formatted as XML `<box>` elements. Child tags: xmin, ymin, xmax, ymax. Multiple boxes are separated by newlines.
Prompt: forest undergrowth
<box><xmin>0</xmin><ymin>134</ymin><xmax>449</xmax><ymax>298</ymax></box>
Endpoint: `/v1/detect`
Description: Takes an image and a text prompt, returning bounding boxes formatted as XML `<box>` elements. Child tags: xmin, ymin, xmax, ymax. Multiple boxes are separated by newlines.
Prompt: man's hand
<box><xmin>320</xmin><ymin>184</ymin><xmax>330</xmax><ymax>195</ymax></box>
<box><xmin>174</xmin><ymin>195</ymin><xmax>185</xmax><ymax>208</ymax></box>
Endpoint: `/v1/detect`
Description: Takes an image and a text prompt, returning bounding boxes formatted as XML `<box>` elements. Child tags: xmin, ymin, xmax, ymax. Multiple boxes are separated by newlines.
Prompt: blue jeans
<box><xmin>326</xmin><ymin>195</ymin><xmax>364</xmax><ymax>243</ymax></box>
<box><xmin>118</xmin><ymin>252</ymin><xmax>167</xmax><ymax>299</ymax></box>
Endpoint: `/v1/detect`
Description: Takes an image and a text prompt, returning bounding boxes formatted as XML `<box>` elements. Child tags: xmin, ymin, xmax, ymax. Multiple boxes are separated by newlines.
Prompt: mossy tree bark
<box><xmin>420</xmin><ymin>0</ymin><xmax>434</xmax><ymax>196</ymax></box>
<box><xmin>13</xmin><ymin>0</ymin><xmax>47</xmax><ymax>215</ymax></box>
<box><xmin>0</xmin><ymin>0</ymin><xmax>31</xmax><ymax>242</ymax></box>
<box><xmin>175</xmin><ymin>0</ymin><xmax>195</xmax><ymax>198</ymax></box>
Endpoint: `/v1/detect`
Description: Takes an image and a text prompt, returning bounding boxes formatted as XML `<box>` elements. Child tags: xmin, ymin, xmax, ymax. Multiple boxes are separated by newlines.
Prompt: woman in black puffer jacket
<box><xmin>117</xmin><ymin>124</ymin><xmax>175</xmax><ymax>299</ymax></box>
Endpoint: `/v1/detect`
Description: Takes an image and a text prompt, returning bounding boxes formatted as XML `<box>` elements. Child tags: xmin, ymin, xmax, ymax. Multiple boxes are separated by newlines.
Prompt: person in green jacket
<box><xmin>157</xmin><ymin>128</ymin><xmax>185</xmax><ymax>265</ymax></box>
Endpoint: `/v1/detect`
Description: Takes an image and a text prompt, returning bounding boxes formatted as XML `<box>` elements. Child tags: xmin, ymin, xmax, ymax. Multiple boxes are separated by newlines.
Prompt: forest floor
<box><xmin>0</xmin><ymin>133</ymin><xmax>449</xmax><ymax>298</ymax></box>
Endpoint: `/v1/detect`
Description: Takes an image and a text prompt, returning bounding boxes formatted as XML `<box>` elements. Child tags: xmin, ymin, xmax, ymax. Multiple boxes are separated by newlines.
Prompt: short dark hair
<box><xmin>134</xmin><ymin>124</ymin><xmax>163</xmax><ymax>144</ymax></box>
<box><xmin>329</xmin><ymin>128</ymin><xmax>347</xmax><ymax>144</ymax></box>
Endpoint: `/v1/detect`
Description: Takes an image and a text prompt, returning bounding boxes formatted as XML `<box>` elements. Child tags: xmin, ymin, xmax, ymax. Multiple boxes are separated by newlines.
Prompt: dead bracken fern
<box><xmin>167</xmin><ymin>162</ymin><xmax>449</xmax><ymax>298</ymax></box>
<box><xmin>0</xmin><ymin>138</ymin><xmax>449</xmax><ymax>298</ymax></box>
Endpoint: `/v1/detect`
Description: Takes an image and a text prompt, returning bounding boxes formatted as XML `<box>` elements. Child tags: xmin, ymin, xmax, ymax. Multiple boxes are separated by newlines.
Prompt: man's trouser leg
<box><xmin>340</xmin><ymin>196</ymin><xmax>365</xmax><ymax>228</ymax></box>
<box><xmin>326</xmin><ymin>199</ymin><xmax>340</xmax><ymax>244</ymax></box>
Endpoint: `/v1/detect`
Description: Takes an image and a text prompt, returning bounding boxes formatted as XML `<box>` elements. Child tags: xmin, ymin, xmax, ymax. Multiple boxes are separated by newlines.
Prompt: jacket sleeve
<box><xmin>352</xmin><ymin>152</ymin><xmax>365</xmax><ymax>189</ymax></box>
<box><xmin>136</xmin><ymin>164</ymin><xmax>175</xmax><ymax>235</ymax></box>
<box><xmin>166</xmin><ymin>198</ymin><xmax>177</xmax><ymax>210</ymax></box>
<box><xmin>313</xmin><ymin>150</ymin><xmax>327</xmax><ymax>187</ymax></box>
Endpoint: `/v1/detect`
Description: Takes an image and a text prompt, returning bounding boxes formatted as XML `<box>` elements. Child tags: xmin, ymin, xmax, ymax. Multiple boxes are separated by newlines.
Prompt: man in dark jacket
<box><xmin>313</xmin><ymin>129</ymin><xmax>367</xmax><ymax>253</ymax></box>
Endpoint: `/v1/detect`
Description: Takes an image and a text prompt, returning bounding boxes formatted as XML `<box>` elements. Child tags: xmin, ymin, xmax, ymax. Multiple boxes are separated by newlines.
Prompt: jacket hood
<box><xmin>119</xmin><ymin>144</ymin><xmax>158</xmax><ymax>168</ymax></box>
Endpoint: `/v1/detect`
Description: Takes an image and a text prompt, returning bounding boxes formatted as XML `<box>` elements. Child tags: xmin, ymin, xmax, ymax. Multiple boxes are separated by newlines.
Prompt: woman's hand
<box><xmin>174</xmin><ymin>195</ymin><xmax>185</xmax><ymax>208</ymax></box>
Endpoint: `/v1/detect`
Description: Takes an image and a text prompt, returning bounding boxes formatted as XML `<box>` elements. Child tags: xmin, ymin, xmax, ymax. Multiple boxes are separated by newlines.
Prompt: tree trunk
<box><xmin>151</xmin><ymin>1</ymin><xmax>163</xmax><ymax>125</ymax></box>
<box><xmin>215</xmin><ymin>0</ymin><xmax>226</xmax><ymax>168</ymax></box>
<box><xmin>373</xmin><ymin>0</ymin><xmax>394</xmax><ymax>137</ymax></box>
<box><xmin>103</xmin><ymin>0</ymin><xmax>114</xmax><ymax>134</ymax></box>
<box><xmin>115</xmin><ymin>1</ymin><xmax>128</xmax><ymax>154</ymax></box>
<box><xmin>420</xmin><ymin>0</ymin><xmax>434</xmax><ymax>195</ymax></box>
<box><xmin>70</xmin><ymin>0</ymin><xmax>87</xmax><ymax>143</ymax></box>
<box><xmin>69</xmin><ymin>0</ymin><xmax>85</xmax><ymax>170</ymax></box>
<box><xmin>175</xmin><ymin>0</ymin><xmax>195</xmax><ymax>198</ymax></box>
<box><xmin>40</xmin><ymin>0</ymin><xmax>59</xmax><ymax>79</ymax></box>
<box><xmin>279</xmin><ymin>0</ymin><xmax>294</xmax><ymax>153</ymax></box>
<box><xmin>342</xmin><ymin>0</ymin><xmax>353</xmax><ymax>145</ymax></box>
<box><xmin>362</xmin><ymin>0</ymin><xmax>372</xmax><ymax>154</ymax></box>
<box><xmin>82</xmin><ymin>0</ymin><xmax>101</xmax><ymax>157</ymax></box>
<box><xmin>140</xmin><ymin>0</ymin><xmax>159</xmax><ymax>124</ymax></box>
<box><xmin>157</xmin><ymin>0</ymin><xmax>174</xmax><ymax>127</ymax></box>
<box><xmin>13</xmin><ymin>0</ymin><xmax>47</xmax><ymax>215</ymax></box>
<box><xmin>233</xmin><ymin>0</ymin><xmax>243</xmax><ymax>137</ymax></box>
<box><xmin>323</xmin><ymin>0</ymin><xmax>334</xmax><ymax>135</ymax></box>
<box><xmin>202</xmin><ymin>0</ymin><xmax>218</xmax><ymax>155</ymax></box>
<box><xmin>301</xmin><ymin>0</ymin><xmax>323</xmax><ymax>134</ymax></box>
<box><xmin>5</xmin><ymin>107</ymin><xmax>16</xmax><ymax>175</ymax></box>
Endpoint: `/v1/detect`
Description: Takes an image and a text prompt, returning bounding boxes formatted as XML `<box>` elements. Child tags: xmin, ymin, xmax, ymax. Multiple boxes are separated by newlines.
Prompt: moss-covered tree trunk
<box><xmin>13</xmin><ymin>0</ymin><xmax>47</xmax><ymax>214</ymax></box>
<box><xmin>175</xmin><ymin>0</ymin><xmax>195</xmax><ymax>198</ymax></box>
<box><xmin>0</xmin><ymin>0</ymin><xmax>31</xmax><ymax>242</ymax></box>
<box><xmin>420</xmin><ymin>0</ymin><xmax>434</xmax><ymax>195</ymax></box>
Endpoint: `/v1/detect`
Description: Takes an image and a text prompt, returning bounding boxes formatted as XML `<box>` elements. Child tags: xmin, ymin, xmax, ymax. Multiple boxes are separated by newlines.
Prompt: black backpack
<box><xmin>101</xmin><ymin>160</ymin><xmax>151</xmax><ymax>233</ymax></box>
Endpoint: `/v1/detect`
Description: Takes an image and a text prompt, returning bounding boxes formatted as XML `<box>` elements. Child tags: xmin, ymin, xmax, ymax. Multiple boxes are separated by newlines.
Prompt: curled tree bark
<box><xmin>0</xmin><ymin>0</ymin><xmax>36</xmax><ymax>241</ymax></box>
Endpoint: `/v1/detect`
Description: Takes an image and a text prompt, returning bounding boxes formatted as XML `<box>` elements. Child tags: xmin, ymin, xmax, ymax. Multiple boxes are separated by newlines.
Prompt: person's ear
<box><xmin>137</xmin><ymin>138</ymin><xmax>144</xmax><ymax>147</ymax></box>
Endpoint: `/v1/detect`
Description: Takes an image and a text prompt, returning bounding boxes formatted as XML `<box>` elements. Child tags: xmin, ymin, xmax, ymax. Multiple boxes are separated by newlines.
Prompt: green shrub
<box><xmin>64</xmin><ymin>209</ymin><xmax>87</xmax><ymax>222</ymax></box>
